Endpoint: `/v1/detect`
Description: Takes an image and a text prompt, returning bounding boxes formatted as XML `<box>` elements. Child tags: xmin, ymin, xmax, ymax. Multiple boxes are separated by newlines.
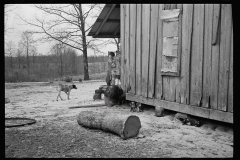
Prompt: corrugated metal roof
<box><xmin>87</xmin><ymin>4</ymin><xmax>120</xmax><ymax>38</ymax></box>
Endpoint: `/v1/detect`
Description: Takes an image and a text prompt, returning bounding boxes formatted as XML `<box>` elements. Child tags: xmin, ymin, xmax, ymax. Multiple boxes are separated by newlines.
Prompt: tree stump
<box><xmin>77</xmin><ymin>111</ymin><xmax>141</xmax><ymax>139</ymax></box>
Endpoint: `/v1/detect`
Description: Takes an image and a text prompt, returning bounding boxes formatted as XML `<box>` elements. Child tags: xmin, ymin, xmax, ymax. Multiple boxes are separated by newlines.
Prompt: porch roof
<box><xmin>87</xmin><ymin>4</ymin><xmax>120</xmax><ymax>38</ymax></box>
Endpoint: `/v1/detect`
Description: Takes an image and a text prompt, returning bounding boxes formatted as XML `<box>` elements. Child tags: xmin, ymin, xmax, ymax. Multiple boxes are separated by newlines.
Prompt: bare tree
<box><xmin>6</xmin><ymin>41</ymin><xmax>16</xmax><ymax>74</ymax></box>
<box><xmin>29</xmin><ymin>45</ymin><xmax>37</xmax><ymax>74</ymax></box>
<box><xmin>16</xmin><ymin>48</ymin><xmax>22</xmax><ymax>82</ymax></box>
<box><xmin>51</xmin><ymin>42</ymin><xmax>65</xmax><ymax>77</ymax></box>
<box><xmin>114</xmin><ymin>38</ymin><xmax>120</xmax><ymax>51</ymax></box>
<box><xmin>18</xmin><ymin>30</ymin><xmax>35</xmax><ymax>80</ymax></box>
<box><xmin>17</xmin><ymin>4</ymin><xmax>107</xmax><ymax>80</ymax></box>
<box><xmin>4</xmin><ymin>4</ymin><xmax>18</xmax><ymax>36</ymax></box>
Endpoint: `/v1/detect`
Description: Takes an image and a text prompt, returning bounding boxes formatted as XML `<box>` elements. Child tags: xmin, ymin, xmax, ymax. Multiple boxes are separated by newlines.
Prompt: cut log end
<box><xmin>123</xmin><ymin>116</ymin><xmax>141</xmax><ymax>139</ymax></box>
<box><xmin>77</xmin><ymin>111</ymin><xmax>141</xmax><ymax>139</ymax></box>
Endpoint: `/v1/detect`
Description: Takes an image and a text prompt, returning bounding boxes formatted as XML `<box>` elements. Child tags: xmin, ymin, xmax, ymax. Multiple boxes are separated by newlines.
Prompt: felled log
<box><xmin>68</xmin><ymin>103</ymin><xmax>105</xmax><ymax>109</ymax></box>
<box><xmin>77</xmin><ymin>111</ymin><xmax>141</xmax><ymax>139</ymax></box>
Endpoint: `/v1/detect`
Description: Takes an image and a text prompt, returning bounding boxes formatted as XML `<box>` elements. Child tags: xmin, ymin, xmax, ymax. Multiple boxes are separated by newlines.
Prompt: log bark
<box><xmin>77</xmin><ymin>111</ymin><xmax>141</xmax><ymax>139</ymax></box>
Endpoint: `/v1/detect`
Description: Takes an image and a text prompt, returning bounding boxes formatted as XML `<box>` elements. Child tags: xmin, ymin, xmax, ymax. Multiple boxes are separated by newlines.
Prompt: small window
<box><xmin>160</xmin><ymin>9</ymin><xmax>181</xmax><ymax>76</ymax></box>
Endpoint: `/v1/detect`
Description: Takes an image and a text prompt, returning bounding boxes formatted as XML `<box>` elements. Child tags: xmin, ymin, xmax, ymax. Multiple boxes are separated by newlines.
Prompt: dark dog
<box><xmin>104</xmin><ymin>85</ymin><xmax>126</xmax><ymax>106</ymax></box>
<box><xmin>56</xmin><ymin>84</ymin><xmax>77</xmax><ymax>101</ymax></box>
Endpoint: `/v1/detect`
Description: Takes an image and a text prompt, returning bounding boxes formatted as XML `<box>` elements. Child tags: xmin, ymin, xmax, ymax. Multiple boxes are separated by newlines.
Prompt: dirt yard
<box><xmin>5</xmin><ymin>81</ymin><xmax>233</xmax><ymax>158</ymax></box>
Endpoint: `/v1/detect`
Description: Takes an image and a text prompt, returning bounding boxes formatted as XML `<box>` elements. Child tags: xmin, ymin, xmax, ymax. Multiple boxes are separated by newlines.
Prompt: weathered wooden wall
<box><xmin>121</xmin><ymin>4</ymin><xmax>233</xmax><ymax>115</ymax></box>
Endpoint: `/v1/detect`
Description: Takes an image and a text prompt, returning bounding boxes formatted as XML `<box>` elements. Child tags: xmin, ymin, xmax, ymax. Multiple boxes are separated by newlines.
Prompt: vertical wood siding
<box><xmin>155</xmin><ymin>4</ymin><xmax>164</xmax><ymax>99</ymax></box>
<box><xmin>124</xmin><ymin>5</ymin><xmax>130</xmax><ymax>91</ymax></box>
<box><xmin>228</xmin><ymin>23</ymin><xmax>233</xmax><ymax>113</ymax></box>
<box><xmin>202</xmin><ymin>4</ymin><xmax>213</xmax><ymax>108</ymax></box>
<box><xmin>136</xmin><ymin>4</ymin><xmax>142</xmax><ymax>96</ymax></box>
<box><xmin>148</xmin><ymin>4</ymin><xmax>159</xmax><ymax>98</ymax></box>
<box><xmin>166</xmin><ymin>4</ymin><xmax>178</xmax><ymax>102</ymax></box>
<box><xmin>210</xmin><ymin>4</ymin><xmax>221</xmax><ymax>110</ymax></box>
<box><xmin>141</xmin><ymin>4</ymin><xmax>150</xmax><ymax>97</ymax></box>
<box><xmin>129</xmin><ymin>4</ymin><xmax>137</xmax><ymax>94</ymax></box>
<box><xmin>121</xmin><ymin>4</ymin><xmax>233</xmax><ymax>114</ymax></box>
<box><xmin>174</xmin><ymin>4</ymin><xmax>183</xmax><ymax>103</ymax></box>
<box><xmin>180</xmin><ymin>4</ymin><xmax>193</xmax><ymax>105</ymax></box>
<box><xmin>218</xmin><ymin>4</ymin><xmax>232</xmax><ymax>111</ymax></box>
<box><xmin>120</xmin><ymin>4</ymin><xmax>125</xmax><ymax>91</ymax></box>
<box><xmin>190</xmin><ymin>4</ymin><xmax>204</xmax><ymax>106</ymax></box>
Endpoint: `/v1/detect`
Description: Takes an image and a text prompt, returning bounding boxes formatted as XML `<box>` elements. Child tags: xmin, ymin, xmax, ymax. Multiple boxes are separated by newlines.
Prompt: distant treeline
<box><xmin>5</xmin><ymin>53</ymin><xmax>108</xmax><ymax>82</ymax></box>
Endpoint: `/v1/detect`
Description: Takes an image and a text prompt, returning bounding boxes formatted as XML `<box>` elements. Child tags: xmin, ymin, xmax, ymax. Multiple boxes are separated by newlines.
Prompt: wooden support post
<box><xmin>155</xmin><ymin>106</ymin><xmax>165</xmax><ymax>117</ymax></box>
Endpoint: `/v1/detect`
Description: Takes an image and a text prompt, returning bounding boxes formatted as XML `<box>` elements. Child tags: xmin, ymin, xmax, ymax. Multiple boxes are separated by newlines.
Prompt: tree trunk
<box><xmin>10</xmin><ymin>55</ymin><xmax>13</xmax><ymax>75</ymax></box>
<box><xmin>79</xmin><ymin>4</ymin><xmax>90</xmax><ymax>80</ymax></box>
<box><xmin>27</xmin><ymin>47</ymin><xmax>29</xmax><ymax>80</ymax></box>
<box><xmin>18</xmin><ymin>54</ymin><xmax>21</xmax><ymax>70</ymax></box>
<box><xmin>114</xmin><ymin>38</ymin><xmax>120</xmax><ymax>51</ymax></box>
<box><xmin>60</xmin><ymin>50</ymin><xmax>63</xmax><ymax>77</ymax></box>
<box><xmin>77</xmin><ymin>111</ymin><xmax>141</xmax><ymax>139</ymax></box>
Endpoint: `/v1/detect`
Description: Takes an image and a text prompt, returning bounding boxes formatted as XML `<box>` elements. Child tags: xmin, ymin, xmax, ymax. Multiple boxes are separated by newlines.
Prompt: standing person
<box><xmin>106</xmin><ymin>52</ymin><xmax>116</xmax><ymax>86</ymax></box>
<box><xmin>114</xmin><ymin>51</ymin><xmax>121</xmax><ymax>86</ymax></box>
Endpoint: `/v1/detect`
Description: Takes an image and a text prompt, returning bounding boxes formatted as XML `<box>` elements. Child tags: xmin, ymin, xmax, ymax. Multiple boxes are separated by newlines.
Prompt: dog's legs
<box><xmin>65</xmin><ymin>91</ymin><xmax>70</xmax><ymax>100</ymax></box>
<box><xmin>57</xmin><ymin>91</ymin><xmax>60</xmax><ymax>101</ymax></box>
<box><xmin>67</xmin><ymin>92</ymin><xmax>70</xmax><ymax>100</ymax></box>
<box><xmin>58</xmin><ymin>92</ymin><xmax>63</xmax><ymax>100</ymax></box>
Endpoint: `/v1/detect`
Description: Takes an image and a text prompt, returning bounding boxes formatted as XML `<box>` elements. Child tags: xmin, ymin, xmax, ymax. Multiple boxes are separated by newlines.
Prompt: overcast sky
<box><xmin>4</xmin><ymin>4</ymin><xmax>117</xmax><ymax>56</ymax></box>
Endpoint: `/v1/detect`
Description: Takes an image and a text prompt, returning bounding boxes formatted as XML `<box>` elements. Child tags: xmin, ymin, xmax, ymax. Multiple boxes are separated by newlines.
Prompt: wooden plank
<box><xmin>136</xmin><ymin>4</ymin><xmax>142</xmax><ymax>96</ymax></box>
<box><xmin>208</xmin><ymin>109</ymin><xmax>233</xmax><ymax>124</ymax></box>
<box><xmin>124</xmin><ymin>4</ymin><xmax>130</xmax><ymax>92</ymax></box>
<box><xmin>210</xmin><ymin>4</ymin><xmax>221</xmax><ymax>110</ymax></box>
<box><xmin>113</xmin><ymin>25</ymin><xmax>120</xmax><ymax>36</ymax></box>
<box><xmin>92</xmin><ymin>35</ymin><xmax>120</xmax><ymax>38</ymax></box>
<box><xmin>171</xmin><ymin>4</ymin><xmax>177</xmax><ymax>9</ymax></box>
<box><xmin>218</xmin><ymin>4</ymin><xmax>232</xmax><ymax>111</ymax></box>
<box><xmin>168</xmin><ymin>4</ymin><xmax>177</xmax><ymax>102</ymax></box>
<box><xmin>141</xmin><ymin>4</ymin><xmax>150</xmax><ymax>97</ymax></box>
<box><xmin>228</xmin><ymin>22</ymin><xmax>233</xmax><ymax>113</ymax></box>
<box><xmin>167</xmin><ymin>4</ymin><xmax>180</xmax><ymax>102</ymax></box>
<box><xmin>202</xmin><ymin>4</ymin><xmax>213</xmax><ymax>108</ymax></box>
<box><xmin>190</xmin><ymin>4</ymin><xmax>204</xmax><ymax>106</ymax></box>
<box><xmin>162</xmin><ymin>5</ymin><xmax>171</xmax><ymax>101</ymax></box>
<box><xmin>129</xmin><ymin>4</ymin><xmax>137</xmax><ymax>94</ymax></box>
<box><xmin>126</xmin><ymin>93</ymin><xmax>233</xmax><ymax>123</ymax></box>
<box><xmin>164</xmin><ymin>4</ymin><xmax>171</xmax><ymax>10</ymax></box>
<box><xmin>212</xmin><ymin>4</ymin><xmax>221</xmax><ymax>45</ymax></box>
<box><xmin>175</xmin><ymin>4</ymin><xmax>183</xmax><ymax>103</ymax></box>
<box><xmin>162</xmin><ymin>76</ymin><xmax>170</xmax><ymax>101</ymax></box>
<box><xmin>180</xmin><ymin>4</ymin><xmax>193</xmax><ymax>105</ymax></box>
<box><xmin>155</xmin><ymin>4</ymin><xmax>164</xmax><ymax>99</ymax></box>
<box><xmin>120</xmin><ymin>4</ymin><xmax>125</xmax><ymax>91</ymax></box>
<box><xmin>95</xmin><ymin>4</ymin><xmax>116</xmax><ymax>35</ymax></box>
<box><xmin>148</xmin><ymin>4</ymin><xmax>159</xmax><ymax>98</ymax></box>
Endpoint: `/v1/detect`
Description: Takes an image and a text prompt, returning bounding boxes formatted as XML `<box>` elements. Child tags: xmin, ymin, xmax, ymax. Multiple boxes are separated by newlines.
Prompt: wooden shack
<box><xmin>88</xmin><ymin>4</ymin><xmax>233</xmax><ymax>123</ymax></box>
